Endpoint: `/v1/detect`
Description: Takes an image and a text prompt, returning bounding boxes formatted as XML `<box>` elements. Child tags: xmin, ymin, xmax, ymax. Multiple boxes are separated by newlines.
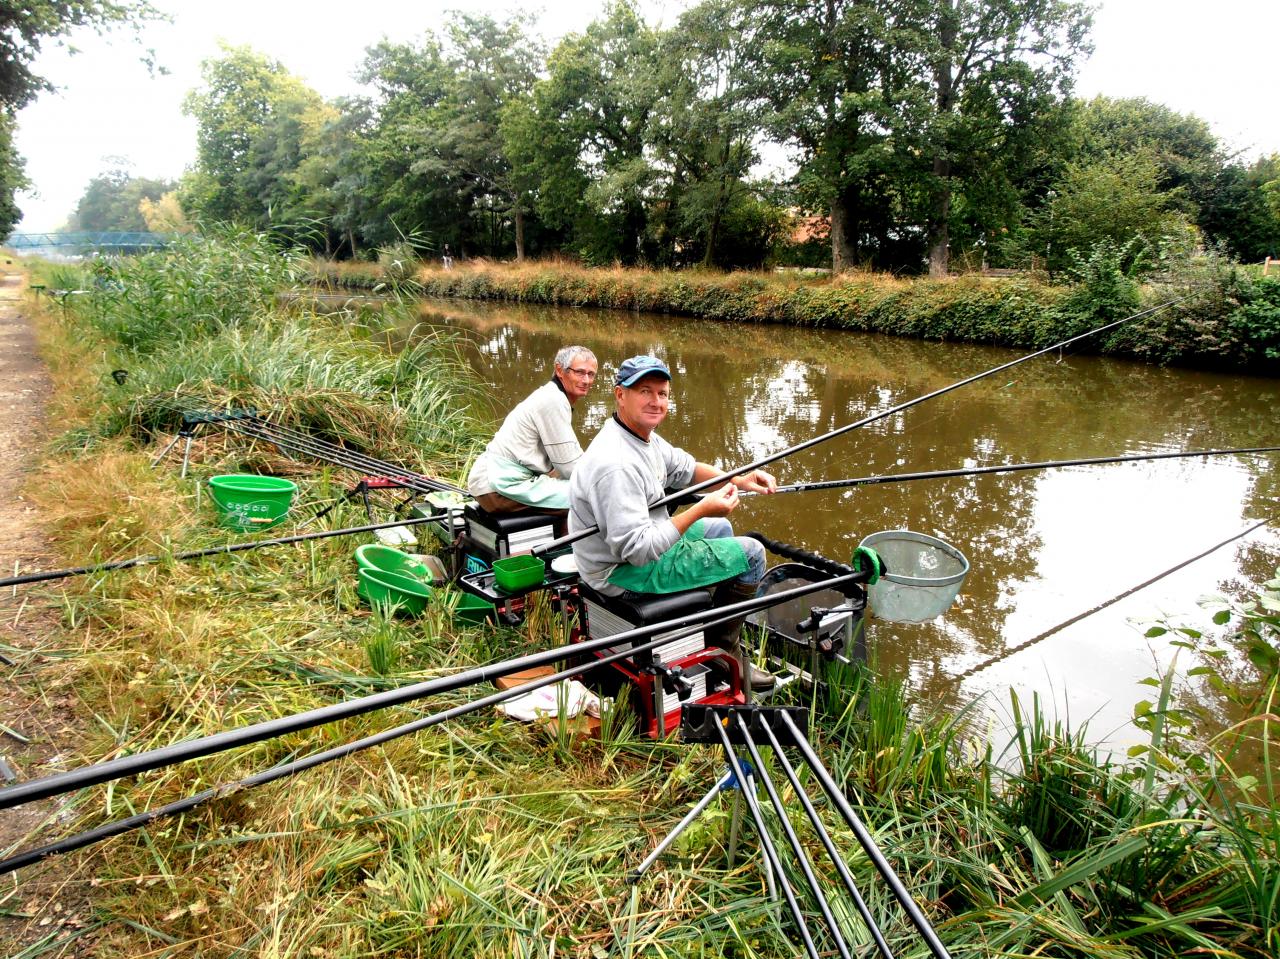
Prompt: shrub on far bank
<box><xmin>380</xmin><ymin>255</ymin><xmax>1279</xmax><ymax>373</ymax></box>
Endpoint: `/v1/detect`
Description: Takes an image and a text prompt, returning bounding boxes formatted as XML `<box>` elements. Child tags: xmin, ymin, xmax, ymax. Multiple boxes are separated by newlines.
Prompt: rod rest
<box><xmin>745</xmin><ymin>531</ymin><xmax>877</xmax><ymax>600</ymax></box>
<box><xmin>680</xmin><ymin>704</ymin><xmax>810</xmax><ymax>746</ymax></box>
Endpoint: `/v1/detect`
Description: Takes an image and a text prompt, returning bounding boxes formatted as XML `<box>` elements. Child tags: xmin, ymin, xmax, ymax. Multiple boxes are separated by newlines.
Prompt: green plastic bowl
<box><xmin>358</xmin><ymin>567</ymin><xmax>432</xmax><ymax>616</ymax></box>
<box><xmin>208</xmin><ymin>474</ymin><xmax>297</xmax><ymax>530</ymax></box>
<box><xmin>355</xmin><ymin>544</ymin><xmax>432</xmax><ymax>581</ymax></box>
<box><xmin>450</xmin><ymin>589</ymin><xmax>494</xmax><ymax>626</ymax></box>
<box><xmin>355</xmin><ymin>544</ymin><xmax>432</xmax><ymax>600</ymax></box>
<box><xmin>492</xmin><ymin>554</ymin><xmax>545</xmax><ymax>593</ymax></box>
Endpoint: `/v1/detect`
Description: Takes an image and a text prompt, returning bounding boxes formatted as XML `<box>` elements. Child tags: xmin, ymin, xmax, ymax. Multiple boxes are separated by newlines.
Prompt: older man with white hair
<box><xmin>467</xmin><ymin>345</ymin><xmax>598</xmax><ymax>513</ymax></box>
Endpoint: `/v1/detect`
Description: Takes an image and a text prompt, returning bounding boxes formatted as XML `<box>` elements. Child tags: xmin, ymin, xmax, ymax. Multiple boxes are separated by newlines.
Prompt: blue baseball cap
<box><xmin>616</xmin><ymin>354</ymin><xmax>672</xmax><ymax>387</ymax></box>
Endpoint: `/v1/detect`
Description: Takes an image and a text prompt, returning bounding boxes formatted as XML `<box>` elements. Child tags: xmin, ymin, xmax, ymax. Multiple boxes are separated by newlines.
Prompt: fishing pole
<box><xmin>771</xmin><ymin>710</ymin><xmax>952</xmax><ymax>959</ymax></box>
<box><xmin>181</xmin><ymin>391</ymin><xmax>464</xmax><ymax>493</ymax></box>
<box><xmin>954</xmin><ymin>517</ymin><xmax>1272</xmax><ymax>681</ymax></box>
<box><xmin>0</xmin><ymin>513</ymin><xmax>448</xmax><ymax>591</ymax></box>
<box><xmin>136</xmin><ymin>389</ymin><xmax>464</xmax><ymax>495</ymax></box>
<box><xmin>0</xmin><ymin>588</ymin><xmax>811</xmax><ymax>874</ymax></box>
<box><xmin>0</xmin><ymin>567</ymin><xmax>872</xmax><ymax>811</ymax></box>
<box><xmin>753</xmin><ymin>717</ymin><xmax>897</xmax><ymax>959</ymax></box>
<box><xmin>760</xmin><ymin>446</ymin><xmax>1280</xmax><ymax>496</ymax></box>
<box><xmin>710</xmin><ymin>718</ymin><xmax>825</xmax><ymax>959</ymax></box>
<box><xmin>533</xmin><ymin>298</ymin><xmax>1184</xmax><ymax>556</ymax></box>
<box><xmin>724</xmin><ymin>712</ymin><xmax>855</xmax><ymax>959</ymax></box>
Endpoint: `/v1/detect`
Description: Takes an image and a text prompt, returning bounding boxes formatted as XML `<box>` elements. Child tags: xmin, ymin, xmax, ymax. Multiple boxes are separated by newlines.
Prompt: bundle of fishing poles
<box><xmin>2</xmin><ymin>296</ymin><xmax>1275</xmax><ymax>958</ymax></box>
<box><xmin>138</xmin><ymin>385</ymin><xmax>465</xmax><ymax>497</ymax></box>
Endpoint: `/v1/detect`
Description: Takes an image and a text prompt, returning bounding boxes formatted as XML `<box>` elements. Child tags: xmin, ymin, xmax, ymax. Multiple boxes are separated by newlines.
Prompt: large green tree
<box><xmin>729</xmin><ymin>0</ymin><xmax>1090</xmax><ymax>274</ymax></box>
<box><xmin>180</xmin><ymin>45</ymin><xmax>328</xmax><ymax>231</ymax></box>
<box><xmin>414</xmin><ymin>13</ymin><xmax>544</xmax><ymax>259</ymax></box>
<box><xmin>1199</xmin><ymin>153</ymin><xmax>1280</xmax><ymax>262</ymax></box>
<box><xmin>916</xmin><ymin>0</ymin><xmax>1092</xmax><ymax>275</ymax></box>
<box><xmin>518</xmin><ymin>1</ymin><xmax>663</xmax><ymax>264</ymax></box>
<box><xmin>350</xmin><ymin>36</ymin><xmax>455</xmax><ymax>249</ymax></box>
<box><xmin>1025</xmin><ymin>148</ymin><xmax>1193</xmax><ymax>274</ymax></box>
<box><xmin>68</xmin><ymin>165</ymin><xmax>174</xmax><ymax>231</ymax></box>
<box><xmin>650</xmin><ymin>0</ymin><xmax>778</xmax><ymax>267</ymax></box>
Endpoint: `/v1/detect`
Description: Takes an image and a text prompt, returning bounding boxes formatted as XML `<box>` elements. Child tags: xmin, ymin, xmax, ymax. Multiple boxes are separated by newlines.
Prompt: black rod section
<box><xmin>767</xmin><ymin>446</ymin><xmax>1280</xmax><ymax>495</ymax></box>
<box><xmin>230</xmin><ymin>419</ymin><xmax>458</xmax><ymax>493</ymax></box>
<box><xmin>757</xmin><ymin>717</ymin><xmax>896</xmax><ymax>959</ymax></box>
<box><xmin>143</xmin><ymin>390</ymin><xmax>463</xmax><ymax>493</ymax></box>
<box><xmin>0</xmin><ymin>513</ymin><xmax>447</xmax><ymax>589</ymax></box>
<box><xmin>0</xmin><ymin>600</ymin><xmax>760</xmax><ymax>873</ymax></box>
<box><xmin>781</xmin><ymin>712</ymin><xmax>952</xmax><ymax>959</ymax></box>
<box><xmin>733</xmin><ymin>713</ymin><xmax>853</xmax><ymax>959</ymax></box>
<box><xmin>712</xmin><ymin>717</ymin><xmax>822</xmax><ymax>959</ymax></box>
<box><xmin>0</xmin><ymin>570</ymin><xmax>867</xmax><ymax>810</ymax></box>
<box><xmin>533</xmin><ymin>299</ymin><xmax>1182</xmax><ymax>556</ymax></box>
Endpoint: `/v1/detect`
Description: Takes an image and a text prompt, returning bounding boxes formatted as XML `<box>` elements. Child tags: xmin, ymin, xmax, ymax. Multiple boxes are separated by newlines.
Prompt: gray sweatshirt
<box><xmin>568</xmin><ymin>416</ymin><xmax>695</xmax><ymax>594</ymax></box>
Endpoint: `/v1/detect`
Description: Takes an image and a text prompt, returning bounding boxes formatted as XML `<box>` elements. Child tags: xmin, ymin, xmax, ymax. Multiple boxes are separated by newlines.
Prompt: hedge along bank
<box><xmin>346</xmin><ymin>258</ymin><xmax>1280</xmax><ymax>373</ymax></box>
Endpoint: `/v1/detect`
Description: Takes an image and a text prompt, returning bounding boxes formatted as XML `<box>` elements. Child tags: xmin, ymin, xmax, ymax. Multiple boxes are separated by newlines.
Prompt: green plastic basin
<box><xmin>358</xmin><ymin>567</ymin><xmax>432</xmax><ymax>616</ymax></box>
<box><xmin>208</xmin><ymin>474</ymin><xmax>297</xmax><ymax>531</ymax></box>
<box><xmin>492</xmin><ymin>554</ymin><xmax>545</xmax><ymax>593</ymax></box>
<box><xmin>450</xmin><ymin>589</ymin><xmax>494</xmax><ymax>626</ymax></box>
<box><xmin>355</xmin><ymin>544</ymin><xmax>432</xmax><ymax>581</ymax></box>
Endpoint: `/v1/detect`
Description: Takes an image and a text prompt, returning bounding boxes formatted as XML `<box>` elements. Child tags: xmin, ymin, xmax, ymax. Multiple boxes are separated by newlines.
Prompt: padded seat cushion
<box><xmin>463</xmin><ymin>504</ymin><xmax>560</xmax><ymax>535</ymax></box>
<box><xmin>578</xmin><ymin>581</ymin><xmax>713</xmax><ymax>626</ymax></box>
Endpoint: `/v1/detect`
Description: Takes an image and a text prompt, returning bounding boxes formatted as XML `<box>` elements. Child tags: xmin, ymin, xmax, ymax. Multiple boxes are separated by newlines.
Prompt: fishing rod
<box><xmin>710</xmin><ymin>716</ymin><xmax>826</xmax><ymax>959</ymax></box>
<box><xmin>777</xmin><ymin>709</ymin><xmax>952</xmax><ymax>959</ymax></box>
<box><xmin>954</xmin><ymin>517</ymin><xmax>1272</xmax><ymax>681</ymax></box>
<box><xmin>724</xmin><ymin>709</ymin><xmax>941</xmax><ymax>959</ymax></box>
<box><xmin>0</xmin><ymin>567</ymin><xmax>873</xmax><ymax>811</ymax></box>
<box><xmin>760</xmin><ymin>446</ymin><xmax>1280</xmax><ymax>496</ymax></box>
<box><xmin>0</xmin><ymin>513</ymin><xmax>448</xmax><ymax>591</ymax></box>
<box><xmin>533</xmin><ymin>298</ymin><xmax>1184</xmax><ymax>556</ymax></box>
<box><xmin>0</xmin><ymin>591</ymin><xmax>798</xmax><ymax>873</ymax></box>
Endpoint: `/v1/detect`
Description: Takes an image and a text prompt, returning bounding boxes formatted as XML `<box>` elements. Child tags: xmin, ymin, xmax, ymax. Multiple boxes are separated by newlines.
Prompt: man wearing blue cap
<box><xmin>569</xmin><ymin>354</ymin><xmax>777</xmax><ymax>688</ymax></box>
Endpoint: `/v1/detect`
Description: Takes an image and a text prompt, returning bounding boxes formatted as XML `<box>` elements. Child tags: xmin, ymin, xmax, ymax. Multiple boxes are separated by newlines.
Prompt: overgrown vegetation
<box><xmin>6</xmin><ymin>238</ymin><xmax>1277</xmax><ymax>956</ymax></box>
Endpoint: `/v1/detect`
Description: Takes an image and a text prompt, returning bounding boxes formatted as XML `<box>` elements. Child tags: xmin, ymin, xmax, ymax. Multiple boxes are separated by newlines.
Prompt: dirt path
<box><xmin>0</xmin><ymin>272</ymin><xmax>98</xmax><ymax>955</ymax></box>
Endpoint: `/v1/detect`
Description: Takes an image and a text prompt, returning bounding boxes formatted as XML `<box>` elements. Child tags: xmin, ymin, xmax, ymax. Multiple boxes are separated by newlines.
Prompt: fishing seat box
<box><xmin>575</xmin><ymin>582</ymin><xmax>744</xmax><ymax>737</ymax></box>
<box><xmin>459</xmin><ymin>505</ymin><xmax>565</xmax><ymax>573</ymax></box>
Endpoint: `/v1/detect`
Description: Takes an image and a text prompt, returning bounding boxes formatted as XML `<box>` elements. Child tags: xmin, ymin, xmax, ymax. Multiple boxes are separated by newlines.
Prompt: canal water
<box><xmin>409</xmin><ymin>296</ymin><xmax>1280</xmax><ymax>752</ymax></box>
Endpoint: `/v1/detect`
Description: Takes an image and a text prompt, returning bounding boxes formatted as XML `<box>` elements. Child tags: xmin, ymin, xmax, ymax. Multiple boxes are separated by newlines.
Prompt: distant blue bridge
<box><xmin>5</xmin><ymin>231</ymin><xmax>172</xmax><ymax>253</ymax></box>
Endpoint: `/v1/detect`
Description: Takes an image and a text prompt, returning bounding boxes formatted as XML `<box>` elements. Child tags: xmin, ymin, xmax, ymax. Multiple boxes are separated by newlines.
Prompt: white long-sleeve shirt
<box><xmin>467</xmin><ymin>380</ymin><xmax>583</xmax><ymax>497</ymax></box>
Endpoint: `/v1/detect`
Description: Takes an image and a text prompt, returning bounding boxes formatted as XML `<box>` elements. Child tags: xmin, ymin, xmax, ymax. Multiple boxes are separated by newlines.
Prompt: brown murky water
<box><xmin>409</xmin><ymin>296</ymin><xmax>1280</xmax><ymax>752</ymax></box>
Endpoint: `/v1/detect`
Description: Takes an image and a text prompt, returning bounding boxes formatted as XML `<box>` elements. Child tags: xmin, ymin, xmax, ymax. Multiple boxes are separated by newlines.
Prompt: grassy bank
<box><xmin>315</xmin><ymin>255</ymin><xmax>1280</xmax><ymax>373</ymax></box>
<box><xmin>4</xmin><ymin>235</ymin><xmax>1277</xmax><ymax>957</ymax></box>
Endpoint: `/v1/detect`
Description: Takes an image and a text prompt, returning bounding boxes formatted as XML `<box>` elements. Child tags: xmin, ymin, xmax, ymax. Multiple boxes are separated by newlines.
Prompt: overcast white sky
<box><xmin>11</xmin><ymin>0</ymin><xmax>1279</xmax><ymax>233</ymax></box>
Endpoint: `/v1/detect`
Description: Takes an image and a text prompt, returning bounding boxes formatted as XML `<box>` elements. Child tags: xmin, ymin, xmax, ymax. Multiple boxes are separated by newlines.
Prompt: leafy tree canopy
<box><xmin>0</xmin><ymin>1</ymin><xmax>161</xmax><ymax>111</ymax></box>
<box><xmin>68</xmin><ymin>163</ymin><xmax>175</xmax><ymax>231</ymax></box>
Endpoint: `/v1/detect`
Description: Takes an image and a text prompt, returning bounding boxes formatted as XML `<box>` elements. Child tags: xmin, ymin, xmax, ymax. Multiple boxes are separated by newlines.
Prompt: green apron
<box><xmin>489</xmin><ymin>456</ymin><xmax>570</xmax><ymax>510</ymax></box>
<box><xmin>607</xmin><ymin>519</ymin><xmax>749</xmax><ymax>594</ymax></box>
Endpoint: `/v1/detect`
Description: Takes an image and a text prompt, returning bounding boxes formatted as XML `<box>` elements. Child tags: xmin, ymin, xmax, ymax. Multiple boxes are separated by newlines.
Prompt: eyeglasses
<box><xmin>566</xmin><ymin>367</ymin><xmax>597</xmax><ymax>380</ymax></box>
